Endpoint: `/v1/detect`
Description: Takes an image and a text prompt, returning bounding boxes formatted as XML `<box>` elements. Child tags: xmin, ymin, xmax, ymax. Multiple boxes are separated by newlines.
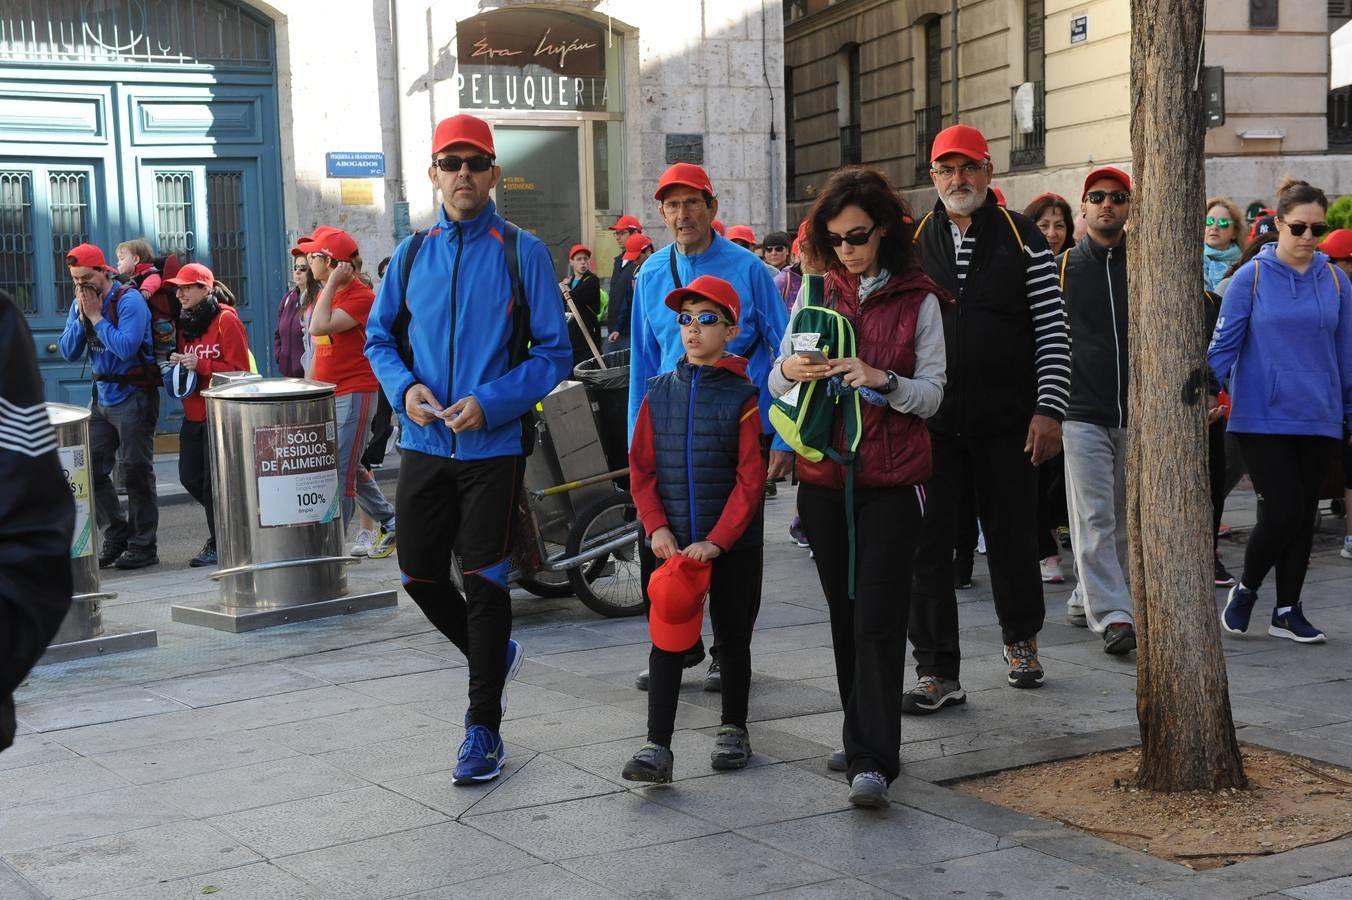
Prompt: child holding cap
<box><xmin>623</xmin><ymin>274</ymin><xmax>767</xmax><ymax>783</ymax></box>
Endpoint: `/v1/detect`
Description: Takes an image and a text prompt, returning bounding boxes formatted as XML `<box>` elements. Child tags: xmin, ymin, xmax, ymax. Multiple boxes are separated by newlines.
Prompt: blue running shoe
<box><xmin>1269</xmin><ymin>606</ymin><xmax>1326</xmax><ymax>644</ymax></box>
<box><xmin>1221</xmin><ymin>583</ymin><xmax>1258</xmax><ymax>635</ymax></box>
<box><xmin>453</xmin><ymin>725</ymin><xmax>504</xmax><ymax>785</ymax></box>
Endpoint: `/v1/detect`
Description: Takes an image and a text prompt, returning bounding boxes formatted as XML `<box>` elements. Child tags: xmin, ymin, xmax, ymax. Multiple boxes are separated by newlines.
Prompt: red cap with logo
<box><xmin>930</xmin><ymin>124</ymin><xmax>990</xmax><ymax>163</ymax></box>
<box><xmin>65</xmin><ymin>243</ymin><xmax>114</xmax><ymax>271</ymax></box>
<box><xmin>647</xmin><ymin>555</ymin><xmax>712</xmax><ymax>652</ymax></box>
<box><xmin>432</xmin><ymin>114</ymin><xmax>495</xmax><ymax>157</ymax></box>
<box><xmin>1083</xmin><ymin>166</ymin><xmax>1132</xmax><ymax>197</ymax></box>
<box><xmin>610</xmin><ymin>214</ymin><xmax>642</xmax><ymax>232</ymax></box>
<box><xmin>165</xmin><ymin>262</ymin><xmax>216</xmax><ymax>290</ymax></box>
<box><xmin>314</xmin><ymin>228</ymin><xmax>360</xmax><ymax>263</ymax></box>
<box><xmin>726</xmin><ymin>224</ymin><xmax>757</xmax><ymax>245</ymax></box>
<box><xmin>654</xmin><ymin>163</ymin><xmax>715</xmax><ymax>200</ymax></box>
<box><xmin>622</xmin><ymin>233</ymin><xmax>654</xmax><ymax>261</ymax></box>
<box><xmin>296</xmin><ymin>225</ymin><xmax>339</xmax><ymax>254</ymax></box>
<box><xmin>663</xmin><ymin>273</ymin><xmax>741</xmax><ymax>324</ymax></box>
<box><xmin>568</xmin><ymin>244</ymin><xmax>591</xmax><ymax>259</ymax></box>
<box><xmin>1321</xmin><ymin>229</ymin><xmax>1352</xmax><ymax>261</ymax></box>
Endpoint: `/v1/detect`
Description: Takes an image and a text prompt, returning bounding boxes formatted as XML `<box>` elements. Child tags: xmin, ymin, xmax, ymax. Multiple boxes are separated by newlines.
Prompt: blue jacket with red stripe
<box><xmin>366</xmin><ymin>201</ymin><xmax>572</xmax><ymax>460</ymax></box>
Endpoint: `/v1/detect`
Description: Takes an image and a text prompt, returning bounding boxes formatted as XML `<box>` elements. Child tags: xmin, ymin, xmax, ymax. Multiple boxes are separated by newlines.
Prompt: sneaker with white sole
<box><xmin>848</xmin><ymin>771</ymin><xmax>889</xmax><ymax>808</ymax></box>
<box><xmin>1066</xmin><ymin>603</ymin><xmax>1087</xmax><ymax>627</ymax></box>
<box><xmin>349</xmin><ymin>529</ymin><xmax>375</xmax><ymax>557</ymax></box>
<box><xmin>901</xmin><ymin>674</ymin><xmax>966</xmax><ymax>714</ymax></box>
<box><xmin>1221</xmin><ymin>583</ymin><xmax>1258</xmax><ymax>635</ymax></box>
<box><xmin>710</xmin><ymin>725</ymin><xmax>751</xmax><ymax>769</ymax></box>
<box><xmin>369</xmin><ymin>519</ymin><xmax>397</xmax><ymax>559</ymax></box>
<box><xmin>1269</xmin><ymin>605</ymin><xmax>1326</xmax><ymax>643</ymax></box>
<box><xmin>1342</xmin><ymin>536</ymin><xmax>1352</xmax><ymax>560</ymax></box>
<box><xmin>622</xmin><ymin>742</ymin><xmax>674</xmax><ymax>783</ymax></box>
<box><xmin>827</xmin><ymin>749</ymin><xmax>847</xmax><ymax>771</ymax></box>
<box><xmin>452</xmin><ymin>725</ymin><xmax>504</xmax><ymax>785</ymax></box>
<box><xmin>1040</xmin><ymin>555</ymin><xmax>1064</xmax><ymax>584</ymax></box>
<box><xmin>1004</xmin><ymin>640</ymin><xmax>1045</xmax><ymax>689</ymax></box>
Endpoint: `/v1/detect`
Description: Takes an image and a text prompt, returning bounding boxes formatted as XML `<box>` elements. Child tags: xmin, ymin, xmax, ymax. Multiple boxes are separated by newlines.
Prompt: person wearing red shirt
<box><xmin>307</xmin><ymin>228</ymin><xmax>397</xmax><ymax>555</ymax></box>
<box><xmin>164</xmin><ymin>263</ymin><xmax>251</xmax><ymax>566</ymax></box>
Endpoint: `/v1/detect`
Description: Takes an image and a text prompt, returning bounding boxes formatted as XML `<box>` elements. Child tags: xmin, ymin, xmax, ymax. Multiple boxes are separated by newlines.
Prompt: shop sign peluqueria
<box><xmin>456</xmin><ymin>9</ymin><xmax>609</xmax><ymax>112</ymax></box>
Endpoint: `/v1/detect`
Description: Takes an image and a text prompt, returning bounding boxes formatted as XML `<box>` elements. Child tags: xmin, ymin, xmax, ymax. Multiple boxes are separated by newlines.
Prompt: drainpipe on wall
<box><xmin>762</xmin><ymin>0</ymin><xmax>779</xmax><ymax>230</ymax></box>
<box><xmin>388</xmin><ymin>0</ymin><xmax>410</xmax><ymax>241</ymax></box>
<box><xmin>950</xmin><ymin>0</ymin><xmax>959</xmax><ymax>125</ymax></box>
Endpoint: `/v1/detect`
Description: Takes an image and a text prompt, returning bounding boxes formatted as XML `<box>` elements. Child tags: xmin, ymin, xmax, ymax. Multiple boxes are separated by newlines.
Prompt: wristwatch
<box><xmin>882</xmin><ymin>370</ymin><xmax>899</xmax><ymax>393</ymax></box>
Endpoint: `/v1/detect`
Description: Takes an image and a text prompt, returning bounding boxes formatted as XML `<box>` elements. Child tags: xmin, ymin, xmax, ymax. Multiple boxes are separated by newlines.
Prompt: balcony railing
<box><xmin>1330</xmin><ymin>86</ymin><xmax>1352</xmax><ymax>149</ymax></box>
<box><xmin>1010</xmin><ymin>82</ymin><xmax>1046</xmax><ymax>169</ymax></box>
<box><xmin>914</xmin><ymin>106</ymin><xmax>942</xmax><ymax>184</ymax></box>
<box><xmin>840</xmin><ymin>124</ymin><xmax>861</xmax><ymax>166</ymax></box>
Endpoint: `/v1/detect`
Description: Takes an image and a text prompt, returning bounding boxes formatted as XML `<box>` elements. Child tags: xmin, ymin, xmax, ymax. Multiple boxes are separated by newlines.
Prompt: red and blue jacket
<box><xmin>366</xmin><ymin>200</ymin><xmax>572</xmax><ymax>460</ymax></box>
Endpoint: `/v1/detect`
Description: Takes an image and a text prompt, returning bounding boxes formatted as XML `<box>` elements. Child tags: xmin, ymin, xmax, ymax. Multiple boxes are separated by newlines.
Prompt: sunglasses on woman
<box><xmin>1085</xmin><ymin>190</ymin><xmax>1131</xmax><ymax>205</ymax></box>
<box><xmin>825</xmin><ymin>223</ymin><xmax>878</xmax><ymax>247</ymax></box>
<box><xmin>676</xmin><ymin>311</ymin><xmax>733</xmax><ymax>327</ymax></box>
<box><xmin>1205</xmin><ymin>216</ymin><xmax>1232</xmax><ymax>228</ymax></box>
<box><xmin>433</xmin><ymin>154</ymin><xmax>494</xmax><ymax>173</ymax></box>
<box><xmin>1285</xmin><ymin>222</ymin><xmax>1329</xmax><ymax>238</ymax></box>
<box><xmin>293</xmin><ymin>263</ymin><xmax>309</xmax><ymax>273</ymax></box>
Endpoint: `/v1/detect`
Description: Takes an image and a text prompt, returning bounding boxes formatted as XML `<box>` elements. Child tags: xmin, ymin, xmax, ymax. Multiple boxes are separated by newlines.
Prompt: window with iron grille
<box><xmin>839</xmin><ymin>43</ymin><xmax>862</xmax><ymax>166</ymax></box>
<box><xmin>1249</xmin><ymin>0</ymin><xmax>1278</xmax><ymax>29</ymax></box>
<box><xmin>154</xmin><ymin>172</ymin><xmax>196</xmax><ymax>261</ymax></box>
<box><xmin>208</xmin><ymin>172</ymin><xmax>247</xmax><ymax>307</ymax></box>
<box><xmin>48</xmin><ymin>172</ymin><xmax>89</xmax><ymax>314</ymax></box>
<box><xmin>0</xmin><ymin>172</ymin><xmax>35</xmax><ymax>315</ymax></box>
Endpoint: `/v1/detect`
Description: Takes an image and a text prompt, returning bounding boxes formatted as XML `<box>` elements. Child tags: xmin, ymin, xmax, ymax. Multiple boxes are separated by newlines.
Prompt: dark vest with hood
<box><xmin>645</xmin><ymin>356</ymin><xmax>761</xmax><ymax>549</ymax></box>
<box><xmin>1059</xmin><ymin>233</ymin><xmax>1129</xmax><ymax>428</ymax></box>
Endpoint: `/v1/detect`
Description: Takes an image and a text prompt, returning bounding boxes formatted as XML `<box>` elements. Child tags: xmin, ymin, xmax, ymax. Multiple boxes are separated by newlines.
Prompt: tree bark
<box><xmin>1129</xmin><ymin>0</ymin><xmax>1246</xmax><ymax>791</ymax></box>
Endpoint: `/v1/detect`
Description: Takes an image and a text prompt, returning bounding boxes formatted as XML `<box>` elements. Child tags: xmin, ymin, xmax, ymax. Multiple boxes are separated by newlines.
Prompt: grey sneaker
<box><xmin>1066</xmin><ymin>604</ymin><xmax>1087</xmax><ymax>627</ymax></box>
<box><xmin>621</xmin><ymin>742</ymin><xmax>674</xmax><ymax>783</ymax></box>
<box><xmin>635</xmin><ymin>668</ymin><xmax>650</xmax><ymax>691</ymax></box>
<box><xmin>704</xmin><ymin>658</ymin><xmax>722</xmax><ymax>693</ymax></box>
<box><xmin>827</xmin><ymin>749</ymin><xmax>847</xmax><ymax>772</ymax></box>
<box><xmin>901</xmin><ymin>674</ymin><xmax>967</xmax><ymax>715</ymax></box>
<box><xmin>710</xmin><ymin>725</ymin><xmax>751</xmax><ymax>770</ymax></box>
<box><xmin>848</xmin><ymin>771</ymin><xmax>889</xmax><ymax>808</ymax></box>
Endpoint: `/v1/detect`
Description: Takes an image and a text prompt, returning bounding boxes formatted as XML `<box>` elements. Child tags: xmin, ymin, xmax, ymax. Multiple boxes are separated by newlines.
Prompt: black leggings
<box><xmin>1208</xmin><ymin>420</ymin><xmax>1227</xmax><ymax>553</ymax></box>
<box><xmin>1235</xmin><ymin>433</ymin><xmax>1336</xmax><ymax>606</ymax></box>
<box><xmin>179</xmin><ymin>419</ymin><xmax>215</xmax><ymax>543</ymax></box>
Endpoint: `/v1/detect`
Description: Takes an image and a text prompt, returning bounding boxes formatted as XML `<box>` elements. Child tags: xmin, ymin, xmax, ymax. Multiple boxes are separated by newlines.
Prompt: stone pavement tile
<box><xmin>512</xmin><ymin>623</ymin><xmax>640</xmax><ymax>656</ymax></box>
<box><xmin>0</xmin><ymin>861</ymin><xmax>44</xmax><ymax>900</ymax></box>
<box><xmin>0</xmin><ymin>785</ymin><xmax>188</xmax><ymax>854</ymax></box>
<box><xmin>1286</xmin><ymin>875</ymin><xmax>1352</xmax><ymax>899</ymax></box>
<box><xmin>1239</xmin><ymin>678</ymin><xmax>1352</xmax><ymax>719</ymax></box>
<box><xmin>512</xmin><ymin>660</ymin><xmax>644</xmax><ymax>705</ymax></box>
<box><xmin>745</xmin><ymin>622</ymin><xmax>834</xmax><ymax>654</ymax></box>
<box><xmin>553</xmin><ymin>728</ymin><xmax>729</xmax><ymax>786</ymax></box>
<box><xmin>0</xmin><ymin>757</ymin><xmax>130</xmax><ymax>810</ymax></box>
<box><xmin>465</xmin><ymin>790</ymin><xmax>721</xmax><ymax>860</ymax></box>
<box><xmin>609</xmin><ymin>695</ymin><xmax>724</xmax><ymax>730</ymax></box>
<box><xmin>142</xmin><ymin>662</ymin><xmax>329</xmax><ymax>708</ymax></box>
<box><xmin>1230</xmin><ymin>695</ymin><xmax>1350</xmax><ymax>732</ymax></box>
<box><xmin>758</xmin><ymin>710</ymin><xmax>842</xmax><ymax>747</ymax></box>
<box><xmin>94</xmin><ymin>861</ymin><xmax>326</xmax><ymax>900</ymax></box>
<box><xmin>315</xmin><ymin>727</ymin><xmax>464</xmax><ymax>783</ymax></box>
<box><xmin>278</xmin><ymin>644</ymin><xmax>458</xmax><ymax>683</ymax></box>
<box><xmin>343</xmin><ymin>667</ymin><xmax>470</xmax><ymax>705</ymax></box>
<box><xmin>3</xmin><ymin>820</ymin><xmax>262</xmax><ymax>900</ymax></box>
<box><xmin>751</xmin><ymin>600</ymin><xmax>832</xmax><ymax>628</ymax></box>
<box><xmin>1296</xmin><ymin>720</ymin><xmax>1352</xmax><ymax>747</ymax></box>
<box><xmin>679</xmin><ymin>677</ymin><xmax>841</xmax><ymax>722</ymax></box>
<box><xmin>577</xmin><ymin>615</ymin><xmax>664</xmax><ymax>646</ymax></box>
<box><xmin>206</xmin><ymin>784</ymin><xmax>447</xmax><ymax>858</ymax></box>
<box><xmin>862</xmin><ymin>847</ymin><xmax>1174</xmax><ymax>899</ymax></box>
<box><xmin>273</xmin><ymin>821</ymin><xmax>538</xmax><ymax>898</ymax></box>
<box><xmin>537</xmin><ymin>641</ymin><xmax>654</xmax><ymax>678</ymax></box>
<box><xmin>252</xmin><ymin>703</ymin><xmax>451</xmax><ymax>754</ymax></box>
<box><xmin>753</xmin><ymin>723</ymin><xmax>844</xmax><ymax>764</ymax></box>
<box><xmin>43</xmin><ymin>706</ymin><xmax>224</xmax><ymax>756</ymax></box>
<box><xmin>0</xmin><ymin>732</ymin><xmax>77</xmax><ymax>772</ymax></box>
<box><xmin>642</xmin><ymin>761</ymin><xmax>850</xmax><ymax>828</ymax></box>
<box><xmin>562</xmin><ymin>831</ymin><xmax>840</xmax><ymax>898</ymax></box>
<box><xmin>462</xmin><ymin>752</ymin><xmax>624</xmax><ymax>815</ymax></box>
<box><xmin>406</xmin><ymin>863</ymin><xmax>623</xmax><ymax>899</ymax></box>
<box><xmin>753</xmin><ymin>646</ymin><xmax>840</xmax><ymax>681</ymax></box>
<box><xmin>749</xmin><ymin>879</ymin><xmax>896</xmax><ymax>899</ymax></box>
<box><xmin>198</xmin><ymin>684</ymin><xmax>385</xmax><ymax>731</ymax></box>
<box><xmin>148</xmin><ymin>755</ymin><xmax>371</xmax><ymax>818</ymax></box>
<box><xmin>739</xmin><ymin>806</ymin><xmax>998</xmax><ymax>877</ymax></box>
<box><xmin>960</xmin><ymin>620</ymin><xmax>1091</xmax><ymax>650</ymax></box>
<box><xmin>15</xmin><ymin>685</ymin><xmax>190</xmax><ymax>732</ymax></box>
<box><xmin>500</xmin><ymin>681</ymin><xmax>602</xmax><ymax>722</ymax></box>
<box><xmin>88</xmin><ymin>729</ymin><xmax>298</xmax><ymax>785</ymax></box>
<box><xmin>504</xmin><ymin>703</ymin><xmax>649</xmax><ymax>751</ymax></box>
<box><xmin>381</xmin><ymin>751</ymin><xmax>534</xmax><ymax>818</ymax></box>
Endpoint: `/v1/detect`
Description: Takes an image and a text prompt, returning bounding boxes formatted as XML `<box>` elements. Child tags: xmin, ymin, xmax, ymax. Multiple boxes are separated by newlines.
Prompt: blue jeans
<box><xmin>89</xmin><ymin>390</ymin><xmax>159</xmax><ymax>552</ymax></box>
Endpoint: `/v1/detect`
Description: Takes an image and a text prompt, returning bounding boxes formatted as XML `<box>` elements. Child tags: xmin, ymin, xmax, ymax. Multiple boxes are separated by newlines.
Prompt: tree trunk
<box><xmin>1128</xmin><ymin>0</ymin><xmax>1247</xmax><ymax>791</ymax></box>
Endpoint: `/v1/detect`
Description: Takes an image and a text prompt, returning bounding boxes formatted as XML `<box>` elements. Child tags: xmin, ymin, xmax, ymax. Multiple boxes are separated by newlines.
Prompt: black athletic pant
<box><xmin>178</xmin><ymin>418</ymin><xmax>215</xmax><ymax>543</ymax></box>
<box><xmin>799</xmin><ymin>481</ymin><xmax>922</xmax><ymax>784</ymax></box>
<box><xmin>646</xmin><ymin>540</ymin><xmax>763</xmax><ymax>747</ymax></box>
<box><xmin>396</xmin><ymin>450</ymin><xmax>522</xmax><ymax>733</ymax></box>
<box><xmin>911</xmin><ymin>430</ymin><xmax>1044</xmax><ymax>681</ymax></box>
<box><xmin>1208</xmin><ymin>419</ymin><xmax>1228</xmax><ymax>554</ymax></box>
<box><xmin>1235</xmin><ymin>433</ymin><xmax>1336</xmax><ymax>607</ymax></box>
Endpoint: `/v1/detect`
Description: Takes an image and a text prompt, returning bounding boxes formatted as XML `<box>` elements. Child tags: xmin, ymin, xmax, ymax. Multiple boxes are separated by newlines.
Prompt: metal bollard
<box><xmin>39</xmin><ymin>403</ymin><xmax>158</xmax><ymax>663</ymax></box>
<box><xmin>170</xmin><ymin>378</ymin><xmax>396</xmax><ymax>632</ymax></box>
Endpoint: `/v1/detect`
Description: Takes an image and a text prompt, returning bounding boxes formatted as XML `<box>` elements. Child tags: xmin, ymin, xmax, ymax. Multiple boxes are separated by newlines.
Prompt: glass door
<box><xmin>492</xmin><ymin>125</ymin><xmax>584</xmax><ymax>281</ymax></box>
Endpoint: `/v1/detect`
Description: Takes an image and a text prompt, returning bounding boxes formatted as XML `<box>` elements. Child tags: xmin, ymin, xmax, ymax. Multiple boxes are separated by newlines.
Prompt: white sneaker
<box><xmin>369</xmin><ymin>519</ymin><xmax>397</xmax><ymax>559</ymax></box>
<box><xmin>976</xmin><ymin>525</ymin><xmax>987</xmax><ymax>555</ymax></box>
<box><xmin>1040</xmin><ymin>555</ymin><xmax>1064</xmax><ymax>584</ymax></box>
<box><xmin>350</xmin><ymin>529</ymin><xmax>375</xmax><ymax>557</ymax></box>
<box><xmin>1341</xmin><ymin>536</ymin><xmax>1352</xmax><ymax>560</ymax></box>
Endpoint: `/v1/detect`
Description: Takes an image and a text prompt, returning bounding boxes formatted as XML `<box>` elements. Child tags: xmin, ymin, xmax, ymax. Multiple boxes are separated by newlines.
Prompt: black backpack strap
<box><xmin>392</xmin><ymin>229</ymin><xmax>428</xmax><ymax>370</ymax></box>
<box><xmin>668</xmin><ymin>246</ymin><xmax>681</xmax><ymax>289</ymax></box>
<box><xmin>500</xmin><ymin>220</ymin><xmax>537</xmax><ymax>455</ymax></box>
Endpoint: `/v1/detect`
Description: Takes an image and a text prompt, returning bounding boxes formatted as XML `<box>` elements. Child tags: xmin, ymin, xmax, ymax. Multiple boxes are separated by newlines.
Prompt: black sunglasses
<box><xmin>1085</xmin><ymin>190</ymin><xmax>1131</xmax><ymax>205</ymax></box>
<box><xmin>1205</xmin><ymin>216</ymin><xmax>1232</xmax><ymax>228</ymax></box>
<box><xmin>677</xmin><ymin>311</ymin><xmax>733</xmax><ymax>327</ymax></box>
<box><xmin>763</xmin><ymin>244</ymin><xmax>788</xmax><ymax>252</ymax></box>
<box><xmin>1285</xmin><ymin>222</ymin><xmax>1329</xmax><ymax>238</ymax></box>
<box><xmin>433</xmin><ymin>154</ymin><xmax>494</xmax><ymax>173</ymax></box>
<box><xmin>293</xmin><ymin>264</ymin><xmax>309</xmax><ymax>272</ymax></box>
<box><xmin>825</xmin><ymin>223</ymin><xmax>878</xmax><ymax>247</ymax></box>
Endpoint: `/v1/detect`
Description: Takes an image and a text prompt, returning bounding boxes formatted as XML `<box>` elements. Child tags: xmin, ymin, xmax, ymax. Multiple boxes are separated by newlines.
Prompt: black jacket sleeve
<box><xmin>607</xmin><ymin>260</ymin><xmax>635</xmax><ymax>334</ymax></box>
<box><xmin>0</xmin><ymin>293</ymin><xmax>75</xmax><ymax>752</ymax></box>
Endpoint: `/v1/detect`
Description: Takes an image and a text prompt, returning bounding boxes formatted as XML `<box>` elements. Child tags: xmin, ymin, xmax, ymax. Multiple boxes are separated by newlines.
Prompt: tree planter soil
<box><xmin>953</xmin><ymin>745</ymin><xmax>1352</xmax><ymax>870</ymax></box>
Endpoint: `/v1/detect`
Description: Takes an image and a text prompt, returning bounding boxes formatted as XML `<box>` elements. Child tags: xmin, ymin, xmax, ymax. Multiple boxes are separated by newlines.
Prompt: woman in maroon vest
<box><xmin>768</xmin><ymin>166</ymin><xmax>948</xmax><ymax>809</ymax></box>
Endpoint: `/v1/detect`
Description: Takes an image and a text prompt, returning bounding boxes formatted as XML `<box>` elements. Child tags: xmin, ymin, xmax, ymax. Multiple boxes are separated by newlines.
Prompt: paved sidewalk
<box><xmin>7</xmin><ymin>486</ymin><xmax>1352</xmax><ymax>899</ymax></box>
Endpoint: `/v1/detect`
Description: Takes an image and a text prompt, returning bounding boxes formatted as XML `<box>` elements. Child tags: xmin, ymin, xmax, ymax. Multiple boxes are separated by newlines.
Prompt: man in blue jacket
<box><xmin>59</xmin><ymin>243</ymin><xmax>160</xmax><ymax>570</ymax></box>
<box><xmin>366</xmin><ymin>114</ymin><xmax>572</xmax><ymax>786</ymax></box>
<box><xmin>627</xmin><ymin>162</ymin><xmax>792</xmax><ymax>692</ymax></box>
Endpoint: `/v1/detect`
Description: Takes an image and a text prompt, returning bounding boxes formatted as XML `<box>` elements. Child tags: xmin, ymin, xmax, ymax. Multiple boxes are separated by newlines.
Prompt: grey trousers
<box><xmin>1062</xmin><ymin>421</ymin><xmax>1133</xmax><ymax>630</ymax></box>
<box><xmin>334</xmin><ymin>391</ymin><xmax>396</xmax><ymax>531</ymax></box>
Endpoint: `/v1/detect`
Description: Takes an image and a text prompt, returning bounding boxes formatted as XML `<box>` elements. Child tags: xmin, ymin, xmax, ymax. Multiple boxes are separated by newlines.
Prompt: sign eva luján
<box><xmin>456</xmin><ymin>9</ymin><xmax>609</xmax><ymax>112</ymax></box>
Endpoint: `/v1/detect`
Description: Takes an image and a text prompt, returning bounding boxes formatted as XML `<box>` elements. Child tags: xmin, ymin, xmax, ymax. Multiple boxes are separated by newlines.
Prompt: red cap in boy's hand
<box><xmin>648</xmin><ymin>555</ymin><xmax>711</xmax><ymax>652</ymax></box>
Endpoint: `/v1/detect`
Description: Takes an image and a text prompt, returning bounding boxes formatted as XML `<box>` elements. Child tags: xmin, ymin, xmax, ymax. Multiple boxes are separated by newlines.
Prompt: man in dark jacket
<box><xmin>906</xmin><ymin>125</ymin><xmax>1071</xmax><ymax>711</ymax></box>
<box><xmin>1</xmin><ymin>289</ymin><xmax>75</xmax><ymax>752</ymax></box>
<box><xmin>1058</xmin><ymin>167</ymin><xmax>1135</xmax><ymax>654</ymax></box>
<box><xmin>606</xmin><ymin>232</ymin><xmax>653</xmax><ymax>351</ymax></box>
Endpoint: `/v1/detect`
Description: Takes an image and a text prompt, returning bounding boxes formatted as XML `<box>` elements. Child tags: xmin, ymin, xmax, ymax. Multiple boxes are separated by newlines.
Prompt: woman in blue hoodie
<box><xmin>1209</xmin><ymin>178</ymin><xmax>1352</xmax><ymax>644</ymax></box>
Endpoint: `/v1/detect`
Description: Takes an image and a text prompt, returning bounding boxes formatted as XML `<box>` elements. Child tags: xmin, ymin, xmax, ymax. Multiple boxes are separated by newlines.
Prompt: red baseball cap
<box><xmin>647</xmin><ymin>555</ymin><xmax>711</xmax><ymax>652</ymax></box>
<box><xmin>654</xmin><ymin>163</ymin><xmax>715</xmax><ymax>200</ymax></box>
<box><xmin>165</xmin><ymin>262</ymin><xmax>215</xmax><ymax>290</ymax></box>
<box><xmin>568</xmin><ymin>244</ymin><xmax>591</xmax><ymax>259</ymax></box>
<box><xmin>65</xmin><ymin>243</ymin><xmax>114</xmax><ymax>271</ymax></box>
<box><xmin>432</xmin><ymin>114</ymin><xmax>495</xmax><ymax>157</ymax></box>
<box><xmin>1321</xmin><ymin>229</ymin><xmax>1352</xmax><ymax>261</ymax></box>
<box><xmin>1083</xmin><ymin>166</ymin><xmax>1132</xmax><ymax>197</ymax></box>
<box><xmin>726</xmin><ymin>224</ymin><xmax>757</xmax><ymax>245</ymax></box>
<box><xmin>930</xmin><ymin>124</ymin><xmax>990</xmax><ymax>163</ymax></box>
<box><xmin>622</xmin><ymin>233</ymin><xmax>654</xmax><ymax>261</ymax></box>
<box><xmin>711</xmin><ymin>219</ymin><xmax>726</xmax><ymax>236</ymax></box>
<box><xmin>314</xmin><ymin>228</ymin><xmax>360</xmax><ymax>263</ymax></box>
<box><xmin>792</xmin><ymin>220</ymin><xmax>809</xmax><ymax>257</ymax></box>
<box><xmin>663</xmin><ymin>273</ymin><xmax>741</xmax><ymax>324</ymax></box>
<box><xmin>296</xmin><ymin>225</ymin><xmax>338</xmax><ymax>252</ymax></box>
<box><xmin>610</xmin><ymin>215</ymin><xmax>642</xmax><ymax>232</ymax></box>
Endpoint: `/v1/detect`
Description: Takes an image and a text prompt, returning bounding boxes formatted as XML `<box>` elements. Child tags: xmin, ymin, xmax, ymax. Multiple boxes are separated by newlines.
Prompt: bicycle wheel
<box><xmin>566</xmin><ymin>491</ymin><xmax>645</xmax><ymax>617</ymax></box>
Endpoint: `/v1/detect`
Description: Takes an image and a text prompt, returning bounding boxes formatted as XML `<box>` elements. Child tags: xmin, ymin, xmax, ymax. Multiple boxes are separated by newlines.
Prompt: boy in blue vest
<box><xmin>623</xmin><ymin>275</ymin><xmax>767</xmax><ymax>783</ymax></box>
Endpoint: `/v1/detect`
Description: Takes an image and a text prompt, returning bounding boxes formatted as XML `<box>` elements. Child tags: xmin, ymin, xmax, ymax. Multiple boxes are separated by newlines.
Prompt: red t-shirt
<box><xmin>311</xmin><ymin>281</ymin><xmax>379</xmax><ymax>395</ymax></box>
<box><xmin>178</xmin><ymin>305</ymin><xmax>251</xmax><ymax>422</ymax></box>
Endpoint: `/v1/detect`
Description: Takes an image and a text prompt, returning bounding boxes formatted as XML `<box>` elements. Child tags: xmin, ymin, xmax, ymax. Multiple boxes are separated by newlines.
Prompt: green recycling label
<box><xmin>59</xmin><ymin>445</ymin><xmax>94</xmax><ymax>558</ymax></box>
